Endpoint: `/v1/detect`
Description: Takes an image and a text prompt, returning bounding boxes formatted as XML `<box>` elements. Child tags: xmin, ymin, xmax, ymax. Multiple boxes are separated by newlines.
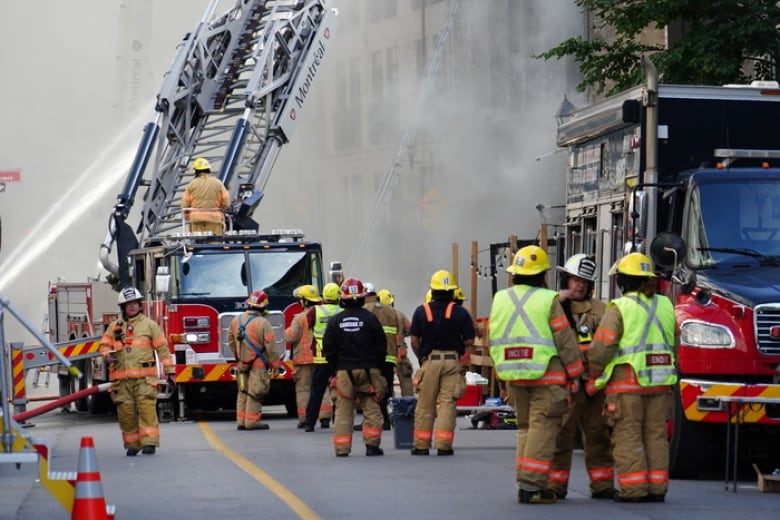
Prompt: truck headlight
<box><xmin>680</xmin><ymin>320</ymin><xmax>734</xmax><ymax>348</ymax></box>
<box><xmin>183</xmin><ymin>332</ymin><xmax>211</xmax><ymax>344</ymax></box>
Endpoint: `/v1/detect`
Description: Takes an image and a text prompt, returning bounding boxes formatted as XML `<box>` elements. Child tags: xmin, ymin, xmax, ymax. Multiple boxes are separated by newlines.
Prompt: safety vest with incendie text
<box><xmin>313</xmin><ymin>303</ymin><xmax>340</xmax><ymax>364</ymax></box>
<box><xmin>488</xmin><ymin>286</ymin><xmax>557</xmax><ymax>381</ymax></box>
<box><xmin>593</xmin><ymin>293</ymin><xmax>677</xmax><ymax>390</ymax></box>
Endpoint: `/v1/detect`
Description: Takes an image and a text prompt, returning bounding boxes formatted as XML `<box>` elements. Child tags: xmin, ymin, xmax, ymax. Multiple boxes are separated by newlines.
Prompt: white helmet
<box><xmin>556</xmin><ymin>254</ymin><xmax>597</xmax><ymax>282</ymax></box>
<box><xmin>363</xmin><ymin>282</ymin><xmax>376</xmax><ymax>295</ymax></box>
<box><xmin>118</xmin><ymin>286</ymin><xmax>143</xmax><ymax>305</ymax></box>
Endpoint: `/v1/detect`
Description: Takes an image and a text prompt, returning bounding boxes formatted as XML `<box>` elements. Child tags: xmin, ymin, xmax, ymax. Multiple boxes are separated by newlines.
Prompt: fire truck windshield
<box><xmin>687</xmin><ymin>179</ymin><xmax>780</xmax><ymax>267</ymax></box>
<box><xmin>171</xmin><ymin>249</ymin><xmax>320</xmax><ymax>299</ymax></box>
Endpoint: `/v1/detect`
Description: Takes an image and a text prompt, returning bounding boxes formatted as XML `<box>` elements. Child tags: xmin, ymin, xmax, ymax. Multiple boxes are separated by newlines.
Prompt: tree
<box><xmin>537</xmin><ymin>0</ymin><xmax>780</xmax><ymax>96</ymax></box>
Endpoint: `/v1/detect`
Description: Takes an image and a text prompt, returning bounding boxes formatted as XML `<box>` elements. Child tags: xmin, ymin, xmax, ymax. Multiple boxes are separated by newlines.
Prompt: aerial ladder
<box><xmin>100</xmin><ymin>0</ymin><xmax>337</xmax><ymax>286</ymax></box>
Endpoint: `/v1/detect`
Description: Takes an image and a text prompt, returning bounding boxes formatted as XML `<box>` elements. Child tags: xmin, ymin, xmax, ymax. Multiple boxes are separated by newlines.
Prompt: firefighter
<box><xmin>360</xmin><ymin>282</ymin><xmax>404</xmax><ymax>431</ymax></box>
<box><xmin>303</xmin><ymin>282</ymin><xmax>341</xmax><ymax>431</ymax></box>
<box><xmin>180</xmin><ymin>157</ymin><xmax>231</xmax><ymax>235</ymax></box>
<box><xmin>378</xmin><ymin>289</ymin><xmax>415</xmax><ymax>397</ymax></box>
<box><xmin>488</xmin><ymin>246</ymin><xmax>583</xmax><ymax>504</ymax></box>
<box><xmin>284</xmin><ymin>284</ymin><xmax>326</xmax><ymax>428</ymax></box>
<box><xmin>548</xmin><ymin>254</ymin><xmax>615</xmax><ymax>499</ymax></box>
<box><xmin>588</xmin><ymin>252</ymin><xmax>677</xmax><ymax>503</ymax></box>
<box><xmin>453</xmin><ymin>286</ymin><xmax>484</xmax><ymax>368</ymax></box>
<box><xmin>410</xmin><ymin>270</ymin><xmax>475</xmax><ymax>456</ymax></box>
<box><xmin>99</xmin><ymin>287</ymin><xmax>176</xmax><ymax>456</ymax></box>
<box><xmin>322</xmin><ymin>278</ymin><xmax>387</xmax><ymax>457</ymax></box>
<box><xmin>228</xmin><ymin>290</ymin><xmax>281</xmax><ymax>431</ymax></box>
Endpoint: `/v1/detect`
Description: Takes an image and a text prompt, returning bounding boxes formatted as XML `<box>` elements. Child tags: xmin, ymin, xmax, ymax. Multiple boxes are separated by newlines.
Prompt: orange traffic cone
<box><xmin>71</xmin><ymin>436</ymin><xmax>111</xmax><ymax>520</ymax></box>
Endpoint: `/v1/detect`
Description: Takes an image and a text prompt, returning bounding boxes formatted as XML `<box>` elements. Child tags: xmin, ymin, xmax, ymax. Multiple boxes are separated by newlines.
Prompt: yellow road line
<box><xmin>198</xmin><ymin>421</ymin><xmax>321</xmax><ymax>520</ymax></box>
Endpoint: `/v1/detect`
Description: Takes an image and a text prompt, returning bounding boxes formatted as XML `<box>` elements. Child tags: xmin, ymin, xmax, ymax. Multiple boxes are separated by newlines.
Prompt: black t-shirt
<box><xmin>322</xmin><ymin>307</ymin><xmax>386</xmax><ymax>371</ymax></box>
<box><xmin>410</xmin><ymin>300</ymin><xmax>475</xmax><ymax>358</ymax></box>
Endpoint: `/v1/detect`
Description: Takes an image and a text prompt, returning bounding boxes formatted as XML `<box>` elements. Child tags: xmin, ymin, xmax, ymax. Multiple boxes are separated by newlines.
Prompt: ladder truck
<box><xmin>556</xmin><ymin>58</ymin><xmax>780</xmax><ymax>477</ymax></box>
<box><xmin>46</xmin><ymin>0</ymin><xmax>337</xmax><ymax>420</ymax></box>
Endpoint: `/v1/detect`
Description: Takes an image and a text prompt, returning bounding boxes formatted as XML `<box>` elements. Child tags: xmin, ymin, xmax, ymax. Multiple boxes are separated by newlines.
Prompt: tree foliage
<box><xmin>537</xmin><ymin>0</ymin><xmax>780</xmax><ymax>95</ymax></box>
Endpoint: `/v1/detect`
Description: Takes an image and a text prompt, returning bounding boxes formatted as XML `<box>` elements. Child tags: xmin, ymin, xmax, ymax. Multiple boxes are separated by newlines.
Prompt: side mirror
<box><xmin>155</xmin><ymin>266</ymin><xmax>171</xmax><ymax>296</ymax></box>
<box><xmin>650</xmin><ymin>231</ymin><xmax>686</xmax><ymax>269</ymax></box>
<box><xmin>329</xmin><ymin>260</ymin><xmax>344</xmax><ymax>285</ymax></box>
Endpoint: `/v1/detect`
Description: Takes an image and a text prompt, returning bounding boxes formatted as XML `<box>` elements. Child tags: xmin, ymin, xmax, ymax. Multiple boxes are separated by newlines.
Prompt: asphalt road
<box><xmin>2</xmin><ymin>403</ymin><xmax>779</xmax><ymax>520</ymax></box>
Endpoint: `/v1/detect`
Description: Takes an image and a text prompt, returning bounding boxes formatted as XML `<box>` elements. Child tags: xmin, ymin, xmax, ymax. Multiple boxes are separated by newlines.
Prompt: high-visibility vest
<box><xmin>593</xmin><ymin>294</ymin><xmax>677</xmax><ymax>390</ymax></box>
<box><xmin>312</xmin><ymin>303</ymin><xmax>340</xmax><ymax>364</ymax></box>
<box><xmin>488</xmin><ymin>285</ymin><xmax>557</xmax><ymax>381</ymax></box>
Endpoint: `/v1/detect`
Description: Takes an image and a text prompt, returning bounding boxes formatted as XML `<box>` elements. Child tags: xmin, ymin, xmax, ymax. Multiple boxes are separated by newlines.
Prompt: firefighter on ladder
<box><xmin>588</xmin><ymin>252</ymin><xmax>677</xmax><ymax>503</ymax></box>
<box><xmin>180</xmin><ymin>157</ymin><xmax>231</xmax><ymax>235</ymax></box>
<box><xmin>488</xmin><ymin>246</ymin><xmax>583</xmax><ymax>504</ymax></box>
<box><xmin>548</xmin><ymin>254</ymin><xmax>615</xmax><ymax>500</ymax></box>
<box><xmin>228</xmin><ymin>290</ymin><xmax>281</xmax><ymax>431</ymax></box>
<box><xmin>99</xmin><ymin>287</ymin><xmax>176</xmax><ymax>456</ymax></box>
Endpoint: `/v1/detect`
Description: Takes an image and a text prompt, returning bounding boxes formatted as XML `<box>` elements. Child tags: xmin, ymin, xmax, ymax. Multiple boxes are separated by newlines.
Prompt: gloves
<box><xmin>166</xmin><ymin>374</ymin><xmax>177</xmax><ymax>392</ymax></box>
<box><xmin>104</xmin><ymin>352</ymin><xmax>117</xmax><ymax>366</ymax></box>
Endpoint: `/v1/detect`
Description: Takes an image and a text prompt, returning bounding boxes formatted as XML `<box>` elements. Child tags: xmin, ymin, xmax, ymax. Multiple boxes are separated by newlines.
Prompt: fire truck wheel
<box><xmin>669</xmin><ymin>387</ymin><xmax>709</xmax><ymax>479</ymax></box>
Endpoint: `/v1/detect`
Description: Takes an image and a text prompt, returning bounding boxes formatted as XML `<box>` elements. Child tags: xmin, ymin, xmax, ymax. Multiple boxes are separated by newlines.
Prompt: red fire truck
<box><xmin>555</xmin><ymin>58</ymin><xmax>780</xmax><ymax>476</ymax></box>
<box><xmin>35</xmin><ymin>0</ymin><xmax>339</xmax><ymax>421</ymax></box>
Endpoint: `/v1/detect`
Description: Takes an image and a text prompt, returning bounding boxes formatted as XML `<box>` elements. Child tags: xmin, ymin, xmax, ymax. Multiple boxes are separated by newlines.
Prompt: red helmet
<box><xmin>340</xmin><ymin>278</ymin><xmax>366</xmax><ymax>301</ymax></box>
<box><xmin>246</xmin><ymin>290</ymin><xmax>269</xmax><ymax>309</ymax></box>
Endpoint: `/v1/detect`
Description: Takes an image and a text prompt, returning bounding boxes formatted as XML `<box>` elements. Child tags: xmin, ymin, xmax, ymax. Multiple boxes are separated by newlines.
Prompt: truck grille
<box><xmin>755</xmin><ymin>304</ymin><xmax>780</xmax><ymax>355</ymax></box>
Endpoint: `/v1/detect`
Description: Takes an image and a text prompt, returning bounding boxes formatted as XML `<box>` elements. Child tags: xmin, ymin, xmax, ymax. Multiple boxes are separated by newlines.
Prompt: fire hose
<box><xmin>12</xmin><ymin>382</ymin><xmax>112</xmax><ymax>423</ymax></box>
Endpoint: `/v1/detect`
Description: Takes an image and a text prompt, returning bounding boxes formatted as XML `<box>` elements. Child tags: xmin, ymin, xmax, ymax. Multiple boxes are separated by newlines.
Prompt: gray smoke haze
<box><xmin>0</xmin><ymin>0</ymin><xmax>584</xmax><ymax>343</ymax></box>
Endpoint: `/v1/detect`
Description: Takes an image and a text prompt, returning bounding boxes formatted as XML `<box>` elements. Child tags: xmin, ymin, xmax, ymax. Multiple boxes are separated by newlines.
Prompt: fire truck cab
<box><xmin>127</xmin><ymin>230</ymin><xmax>324</xmax><ymax>418</ymax></box>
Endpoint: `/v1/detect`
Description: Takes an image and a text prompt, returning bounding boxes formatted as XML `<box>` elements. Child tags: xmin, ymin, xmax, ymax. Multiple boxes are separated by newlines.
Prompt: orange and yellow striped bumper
<box><xmin>680</xmin><ymin>379</ymin><xmax>780</xmax><ymax>424</ymax></box>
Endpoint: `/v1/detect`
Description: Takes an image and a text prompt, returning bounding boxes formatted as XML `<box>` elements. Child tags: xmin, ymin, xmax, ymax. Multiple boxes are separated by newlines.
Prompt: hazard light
<box><xmin>169</xmin><ymin>332</ymin><xmax>210</xmax><ymax>344</ymax></box>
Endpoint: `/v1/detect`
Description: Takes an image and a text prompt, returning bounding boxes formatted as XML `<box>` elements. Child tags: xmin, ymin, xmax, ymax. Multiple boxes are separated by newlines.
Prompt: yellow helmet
<box><xmin>425</xmin><ymin>289</ymin><xmax>432</xmax><ymax>303</ymax></box>
<box><xmin>293</xmin><ymin>284</ymin><xmax>322</xmax><ymax>303</ymax></box>
<box><xmin>377</xmin><ymin>289</ymin><xmax>394</xmax><ymax>305</ymax></box>
<box><xmin>430</xmin><ymin>270</ymin><xmax>457</xmax><ymax>290</ymax></box>
<box><xmin>322</xmin><ymin>282</ymin><xmax>340</xmax><ymax>302</ymax></box>
<box><xmin>454</xmin><ymin>287</ymin><xmax>467</xmax><ymax>302</ymax></box>
<box><xmin>192</xmin><ymin>157</ymin><xmax>211</xmax><ymax>172</ymax></box>
<box><xmin>506</xmin><ymin>245</ymin><xmax>550</xmax><ymax>275</ymax></box>
<box><xmin>610</xmin><ymin>252</ymin><xmax>656</xmax><ymax>277</ymax></box>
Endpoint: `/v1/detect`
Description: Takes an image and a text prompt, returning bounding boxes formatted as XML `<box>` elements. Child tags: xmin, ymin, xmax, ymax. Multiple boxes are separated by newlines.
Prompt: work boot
<box><xmin>353</xmin><ymin>423</ymin><xmax>363</xmax><ymax>432</ymax></box>
<box><xmin>297</xmin><ymin>422</ymin><xmax>306</xmax><ymax>429</ymax></box>
<box><xmin>126</xmin><ymin>448</ymin><xmax>139</xmax><ymax>457</ymax></box>
<box><xmin>248</xmin><ymin>423</ymin><xmax>270</xmax><ymax>430</ymax></box>
<box><xmin>236</xmin><ymin>425</ymin><xmax>246</xmax><ymax>431</ymax></box>
<box><xmin>645</xmin><ymin>494</ymin><xmax>666</xmax><ymax>503</ymax></box>
<box><xmin>141</xmin><ymin>446</ymin><xmax>156</xmax><ymax>455</ymax></box>
<box><xmin>437</xmin><ymin>448</ymin><xmax>454</xmax><ymax>456</ymax></box>
<box><xmin>335</xmin><ymin>452</ymin><xmax>349</xmax><ymax>457</ymax></box>
<box><xmin>411</xmin><ymin>448</ymin><xmax>429</xmax><ymax>456</ymax></box>
<box><xmin>591</xmin><ymin>488</ymin><xmax>616</xmax><ymax>500</ymax></box>
<box><xmin>366</xmin><ymin>445</ymin><xmax>384</xmax><ymax>456</ymax></box>
<box><xmin>320</xmin><ymin>419</ymin><xmax>330</xmax><ymax>429</ymax></box>
<box><xmin>304</xmin><ymin>424</ymin><xmax>314</xmax><ymax>432</ymax></box>
<box><xmin>517</xmin><ymin>489</ymin><xmax>557</xmax><ymax>504</ymax></box>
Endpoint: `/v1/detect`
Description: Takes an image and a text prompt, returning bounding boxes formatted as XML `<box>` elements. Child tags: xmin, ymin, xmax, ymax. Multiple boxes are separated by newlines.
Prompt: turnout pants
<box><xmin>509</xmin><ymin>383</ymin><xmax>568</xmax><ymax>491</ymax></box>
<box><xmin>332</xmin><ymin>368</ymin><xmax>386</xmax><ymax>455</ymax></box>
<box><xmin>294</xmin><ymin>364</ymin><xmax>330</xmax><ymax>424</ymax></box>
<box><xmin>396</xmin><ymin>357</ymin><xmax>414</xmax><ymax>396</ymax></box>
<box><xmin>236</xmin><ymin>365</ymin><xmax>270</xmax><ymax>429</ymax></box>
<box><xmin>605</xmin><ymin>391</ymin><xmax>673</xmax><ymax>499</ymax></box>
<box><xmin>549</xmin><ymin>386</ymin><xmax>614</xmax><ymax>496</ymax></box>
<box><xmin>412</xmin><ymin>351</ymin><xmax>464</xmax><ymax>452</ymax></box>
<box><xmin>110</xmin><ymin>378</ymin><xmax>160</xmax><ymax>450</ymax></box>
